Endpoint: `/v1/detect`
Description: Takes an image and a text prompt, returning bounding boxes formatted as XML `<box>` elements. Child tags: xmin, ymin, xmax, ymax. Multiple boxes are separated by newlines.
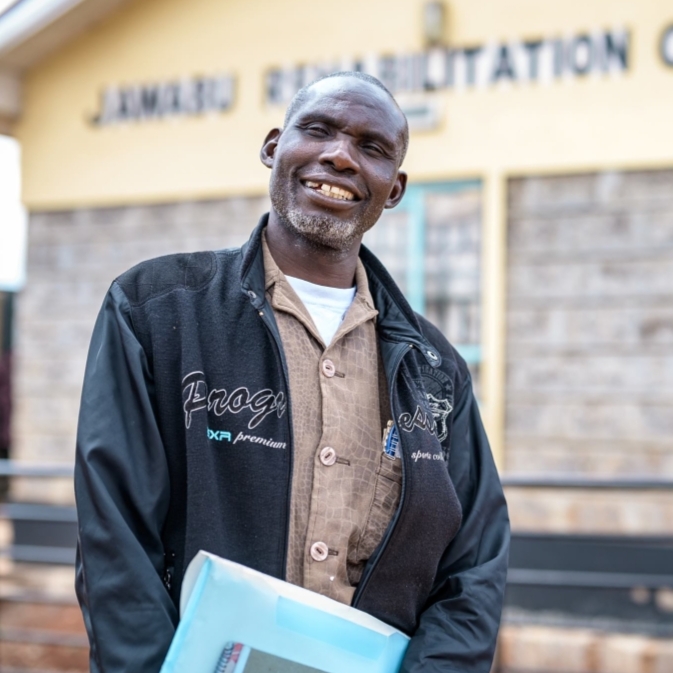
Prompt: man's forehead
<box><xmin>293</xmin><ymin>77</ymin><xmax>405</xmax><ymax>130</ymax></box>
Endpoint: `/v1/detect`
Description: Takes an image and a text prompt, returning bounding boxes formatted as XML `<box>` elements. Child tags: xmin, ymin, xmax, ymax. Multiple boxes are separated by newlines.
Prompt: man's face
<box><xmin>261</xmin><ymin>77</ymin><xmax>408</xmax><ymax>251</ymax></box>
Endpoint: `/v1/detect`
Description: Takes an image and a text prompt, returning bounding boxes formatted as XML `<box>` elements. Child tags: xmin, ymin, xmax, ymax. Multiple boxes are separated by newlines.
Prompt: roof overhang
<box><xmin>0</xmin><ymin>0</ymin><xmax>133</xmax><ymax>125</ymax></box>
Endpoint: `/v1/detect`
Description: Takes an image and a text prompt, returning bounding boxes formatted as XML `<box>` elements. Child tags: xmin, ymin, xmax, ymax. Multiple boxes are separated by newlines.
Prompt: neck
<box><xmin>265</xmin><ymin>210</ymin><xmax>360</xmax><ymax>289</ymax></box>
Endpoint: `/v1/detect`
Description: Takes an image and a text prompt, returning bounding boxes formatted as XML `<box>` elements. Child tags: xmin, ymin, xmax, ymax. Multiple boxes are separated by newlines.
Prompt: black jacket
<box><xmin>75</xmin><ymin>216</ymin><xmax>509</xmax><ymax>673</ymax></box>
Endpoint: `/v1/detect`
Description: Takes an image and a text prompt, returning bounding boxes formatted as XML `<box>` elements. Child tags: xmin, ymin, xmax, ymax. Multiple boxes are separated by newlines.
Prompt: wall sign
<box><xmin>93</xmin><ymin>74</ymin><xmax>235</xmax><ymax>125</ymax></box>
<box><xmin>265</xmin><ymin>29</ymin><xmax>629</xmax><ymax>104</ymax></box>
<box><xmin>89</xmin><ymin>24</ymin><xmax>673</xmax><ymax>127</ymax></box>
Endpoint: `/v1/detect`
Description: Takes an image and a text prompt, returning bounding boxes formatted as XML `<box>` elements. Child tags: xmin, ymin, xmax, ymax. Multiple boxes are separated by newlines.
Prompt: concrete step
<box><xmin>0</xmin><ymin>640</ymin><xmax>88</xmax><ymax>672</ymax></box>
<box><xmin>0</xmin><ymin>599</ymin><xmax>88</xmax><ymax>672</ymax></box>
<box><xmin>499</xmin><ymin>623</ymin><xmax>673</xmax><ymax>673</ymax></box>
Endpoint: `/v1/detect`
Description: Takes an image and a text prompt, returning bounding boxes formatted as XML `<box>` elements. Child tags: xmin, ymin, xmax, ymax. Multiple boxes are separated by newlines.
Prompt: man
<box><xmin>75</xmin><ymin>72</ymin><xmax>509</xmax><ymax>673</ymax></box>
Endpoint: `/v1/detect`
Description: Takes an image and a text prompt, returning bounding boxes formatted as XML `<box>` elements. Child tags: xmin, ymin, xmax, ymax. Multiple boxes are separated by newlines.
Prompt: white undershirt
<box><xmin>286</xmin><ymin>275</ymin><xmax>356</xmax><ymax>346</ymax></box>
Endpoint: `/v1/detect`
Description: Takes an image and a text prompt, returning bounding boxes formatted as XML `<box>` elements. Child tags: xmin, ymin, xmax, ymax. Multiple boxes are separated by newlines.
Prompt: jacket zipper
<box><xmin>351</xmin><ymin>341</ymin><xmax>413</xmax><ymax>606</ymax></box>
<box><xmin>256</xmin><ymin>305</ymin><xmax>295</xmax><ymax>578</ymax></box>
<box><xmin>162</xmin><ymin>550</ymin><xmax>176</xmax><ymax>593</ymax></box>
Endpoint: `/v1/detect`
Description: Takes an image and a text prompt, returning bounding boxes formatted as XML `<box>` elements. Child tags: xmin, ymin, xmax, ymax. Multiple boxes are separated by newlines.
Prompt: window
<box><xmin>363</xmin><ymin>181</ymin><xmax>482</xmax><ymax>394</ymax></box>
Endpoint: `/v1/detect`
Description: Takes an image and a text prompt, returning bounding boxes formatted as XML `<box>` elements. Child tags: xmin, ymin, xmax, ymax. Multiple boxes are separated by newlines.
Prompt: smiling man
<box><xmin>75</xmin><ymin>72</ymin><xmax>509</xmax><ymax>673</ymax></box>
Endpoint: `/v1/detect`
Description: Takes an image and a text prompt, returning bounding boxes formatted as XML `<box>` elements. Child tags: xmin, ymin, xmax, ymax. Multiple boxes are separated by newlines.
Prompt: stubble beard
<box><xmin>269</xmin><ymin>175</ymin><xmax>380</xmax><ymax>252</ymax></box>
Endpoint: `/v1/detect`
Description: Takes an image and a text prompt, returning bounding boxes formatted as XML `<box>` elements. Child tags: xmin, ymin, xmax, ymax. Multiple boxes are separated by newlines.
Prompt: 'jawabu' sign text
<box><xmin>266</xmin><ymin>29</ymin><xmax>629</xmax><ymax>104</ymax></box>
<box><xmin>93</xmin><ymin>75</ymin><xmax>235</xmax><ymax>125</ymax></box>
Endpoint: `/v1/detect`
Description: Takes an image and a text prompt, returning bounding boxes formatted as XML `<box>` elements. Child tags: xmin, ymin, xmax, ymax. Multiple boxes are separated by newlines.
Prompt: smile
<box><xmin>304</xmin><ymin>180</ymin><xmax>356</xmax><ymax>202</ymax></box>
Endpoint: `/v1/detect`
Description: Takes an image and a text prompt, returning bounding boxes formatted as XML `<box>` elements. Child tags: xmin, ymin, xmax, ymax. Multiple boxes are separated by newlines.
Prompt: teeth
<box><xmin>305</xmin><ymin>181</ymin><xmax>355</xmax><ymax>201</ymax></box>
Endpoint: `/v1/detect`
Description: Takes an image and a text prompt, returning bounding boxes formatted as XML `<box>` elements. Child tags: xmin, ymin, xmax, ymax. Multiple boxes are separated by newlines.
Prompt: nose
<box><xmin>319</xmin><ymin>136</ymin><xmax>359</xmax><ymax>174</ymax></box>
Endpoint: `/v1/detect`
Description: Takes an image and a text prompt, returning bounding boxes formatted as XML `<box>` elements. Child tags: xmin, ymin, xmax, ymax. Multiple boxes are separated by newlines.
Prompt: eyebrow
<box><xmin>295</xmin><ymin>110</ymin><xmax>398</xmax><ymax>153</ymax></box>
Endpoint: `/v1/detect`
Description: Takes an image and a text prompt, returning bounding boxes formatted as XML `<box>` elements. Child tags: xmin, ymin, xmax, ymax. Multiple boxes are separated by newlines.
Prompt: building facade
<box><xmin>1</xmin><ymin>0</ymin><xmax>672</xmax><ymax>669</ymax></box>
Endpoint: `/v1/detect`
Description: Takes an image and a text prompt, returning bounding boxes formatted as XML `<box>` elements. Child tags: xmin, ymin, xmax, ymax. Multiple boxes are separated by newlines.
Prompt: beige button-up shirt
<box><xmin>262</xmin><ymin>234</ymin><xmax>401</xmax><ymax>605</ymax></box>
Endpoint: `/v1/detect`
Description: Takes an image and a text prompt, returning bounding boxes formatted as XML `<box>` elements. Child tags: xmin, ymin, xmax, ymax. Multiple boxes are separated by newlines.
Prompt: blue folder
<box><xmin>161</xmin><ymin>551</ymin><xmax>409</xmax><ymax>673</ymax></box>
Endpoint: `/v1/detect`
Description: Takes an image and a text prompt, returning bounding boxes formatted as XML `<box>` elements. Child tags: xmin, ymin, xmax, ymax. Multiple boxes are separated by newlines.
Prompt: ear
<box><xmin>384</xmin><ymin>171</ymin><xmax>408</xmax><ymax>209</ymax></box>
<box><xmin>260</xmin><ymin>128</ymin><xmax>282</xmax><ymax>169</ymax></box>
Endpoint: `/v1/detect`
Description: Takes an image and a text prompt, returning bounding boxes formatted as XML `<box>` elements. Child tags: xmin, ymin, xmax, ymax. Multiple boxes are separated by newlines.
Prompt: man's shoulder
<box><xmin>114</xmin><ymin>247</ymin><xmax>241</xmax><ymax>307</ymax></box>
<box><xmin>414</xmin><ymin>313</ymin><xmax>471</xmax><ymax>387</ymax></box>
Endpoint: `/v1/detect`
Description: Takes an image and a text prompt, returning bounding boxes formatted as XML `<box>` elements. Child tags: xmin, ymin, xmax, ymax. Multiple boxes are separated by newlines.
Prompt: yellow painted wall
<box><xmin>13</xmin><ymin>0</ymin><xmax>673</xmax><ymax>210</ymax></box>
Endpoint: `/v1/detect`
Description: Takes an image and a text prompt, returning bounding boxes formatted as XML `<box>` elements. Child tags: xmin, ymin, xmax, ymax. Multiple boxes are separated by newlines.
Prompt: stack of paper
<box><xmin>161</xmin><ymin>551</ymin><xmax>410</xmax><ymax>673</ymax></box>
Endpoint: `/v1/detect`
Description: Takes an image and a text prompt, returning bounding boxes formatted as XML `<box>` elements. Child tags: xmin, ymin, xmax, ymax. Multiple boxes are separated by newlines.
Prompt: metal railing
<box><xmin>0</xmin><ymin>460</ymin><xmax>73</xmax><ymax>478</ymax></box>
<box><xmin>5</xmin><ymin>460</ymin><xmax>673</xmax><ymax>487</ymax></box>
<box><xmin>2</xmin><ymin>459</ymin><xmax>673</xmax><ymax>633</ymax></box>
<box><xmin>0</xmin><ymin>459</ymin><xmax>77</xmax><ymax>565</ymax></box>
<box><xmin>501</xmin><ymin>475</ymin><xmax>673</xmax><ymax>490</ymax></box>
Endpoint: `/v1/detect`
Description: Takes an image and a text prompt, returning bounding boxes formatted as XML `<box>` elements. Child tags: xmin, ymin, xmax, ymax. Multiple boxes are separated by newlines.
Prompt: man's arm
<box><xmin>75</xmin><ymin>282</ymin><xmax>178</xmax><ymax>673</ymax></box>
<box><xmin>401</xmin><ymin>377</ymin><xmax>510</xmax><ymax>673</ymax></box>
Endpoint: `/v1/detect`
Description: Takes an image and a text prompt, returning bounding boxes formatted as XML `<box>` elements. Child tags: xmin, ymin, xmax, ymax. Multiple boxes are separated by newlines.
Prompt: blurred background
<box><xmin>0</xmin><ymin>0</ymin><xmax>672</xmax><ymax>671</ymax></box>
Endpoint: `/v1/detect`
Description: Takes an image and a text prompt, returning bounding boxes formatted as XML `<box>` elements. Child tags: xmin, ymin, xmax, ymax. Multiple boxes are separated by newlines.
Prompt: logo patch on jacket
<box><xmin>207</xmin><ymin>428</ymin><xmax>232</xmax><ymax>442</ymax></box>
<box><xmin>414</xmin><ymin>365</ymin><xmax>454</xmax><ymax>443</ymax></box>
<box><xmin>182</xmin><ymin>371</ymin><xmax>287</xmax><ymax>430</ymax></box>
<box><xmin>398</xmin><ymin>406</ymin><xmax>437</xmax><ymax>435</ymax></box>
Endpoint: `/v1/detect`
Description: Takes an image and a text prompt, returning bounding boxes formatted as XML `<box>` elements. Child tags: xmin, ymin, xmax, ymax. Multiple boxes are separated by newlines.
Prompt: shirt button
<box><xmin>319</xmin><ymin>446</ymin><xmax>337</xmax><ymax>466</ymax></box>
<box><xmin>310</xmin><ymin>541</ymin><xmax>329</xmax><ymax>562</ymax></box>
<box><xmin>321</xmin><ymin>359</ymin><xmax>336</xmax><ymax>378</ymax></box>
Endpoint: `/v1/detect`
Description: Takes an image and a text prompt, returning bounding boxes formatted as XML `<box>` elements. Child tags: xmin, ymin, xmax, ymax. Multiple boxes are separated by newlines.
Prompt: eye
<box><xmin>363</xmin><ymin>142</ymin><xmax>383</xmax><ymax>154</ymax></box>
<box><xmin>362</xmin><ymin>141</ymin><xmax>391</xmax><ymax>158</ymax></box>
<box><xmin>303</xmin><ymin>123</ymin><xmax>329</xmax><ymax>137</ymax></box>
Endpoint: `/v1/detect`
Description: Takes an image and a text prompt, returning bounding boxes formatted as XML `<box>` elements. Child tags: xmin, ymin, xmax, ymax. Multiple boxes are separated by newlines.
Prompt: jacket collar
<box><xmin>240</xmin><ymin>214</ymin><xmax>441</xmax><ymax>368</ymax></box>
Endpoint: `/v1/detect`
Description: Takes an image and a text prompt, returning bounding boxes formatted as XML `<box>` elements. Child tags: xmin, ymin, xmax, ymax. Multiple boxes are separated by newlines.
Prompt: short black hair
<box><xmin>283</xmin><ymin>71</ymin><xmax>409</xmax><ymax>163</ymax></box>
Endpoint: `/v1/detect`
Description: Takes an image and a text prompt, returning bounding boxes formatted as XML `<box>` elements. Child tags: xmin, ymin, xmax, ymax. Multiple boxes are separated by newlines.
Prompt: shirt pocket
<box><xmin>354</xmin><ymin>452</ymin><xmax>402</xmax><ymax>566</ymax></box>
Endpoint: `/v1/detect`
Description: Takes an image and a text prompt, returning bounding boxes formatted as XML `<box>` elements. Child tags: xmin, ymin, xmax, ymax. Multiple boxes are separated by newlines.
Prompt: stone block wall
<box><xmin>12</xmin><ymin>196</ymin><xmax>269</xmax><ymax>502</ymax></box>
<box><xmin>13</xmin><ymin>167</ymin><xmax>673</xmax><ymax>518</ymax></box>
<box><xmin>505</xmin><ymin>170</ymin><xmax>673</xmax><ymax>533</ymax></box>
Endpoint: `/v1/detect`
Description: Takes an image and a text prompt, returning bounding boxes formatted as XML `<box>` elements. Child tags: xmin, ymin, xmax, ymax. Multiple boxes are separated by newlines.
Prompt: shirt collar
<box><xmin>240</xmin><ymin>214</ymin><xmax>443</xmax><ymax>367</ymax></box>
<box><xmin>261</xmin><ymin>230</ymin><xmax>378</xmax><ymax>347</ymax></box>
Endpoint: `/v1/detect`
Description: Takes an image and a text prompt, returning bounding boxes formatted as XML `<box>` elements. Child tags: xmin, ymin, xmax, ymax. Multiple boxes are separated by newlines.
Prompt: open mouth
<box><xmin>304</xmin><ymin>180</ymin><xmax>357</xmax><ymax>202</ymax></box>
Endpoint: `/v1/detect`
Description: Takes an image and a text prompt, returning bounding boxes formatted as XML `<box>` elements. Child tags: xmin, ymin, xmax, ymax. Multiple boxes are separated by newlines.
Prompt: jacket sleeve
<box><xmin>75</xmin><ymin>282</ymin><xmax>178</xmax><ymax>673</ymax></box>
<box><xmin>401</xmin><ymin>376</ymin><xmax>510</xmax><ymax>673</ymax></box>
